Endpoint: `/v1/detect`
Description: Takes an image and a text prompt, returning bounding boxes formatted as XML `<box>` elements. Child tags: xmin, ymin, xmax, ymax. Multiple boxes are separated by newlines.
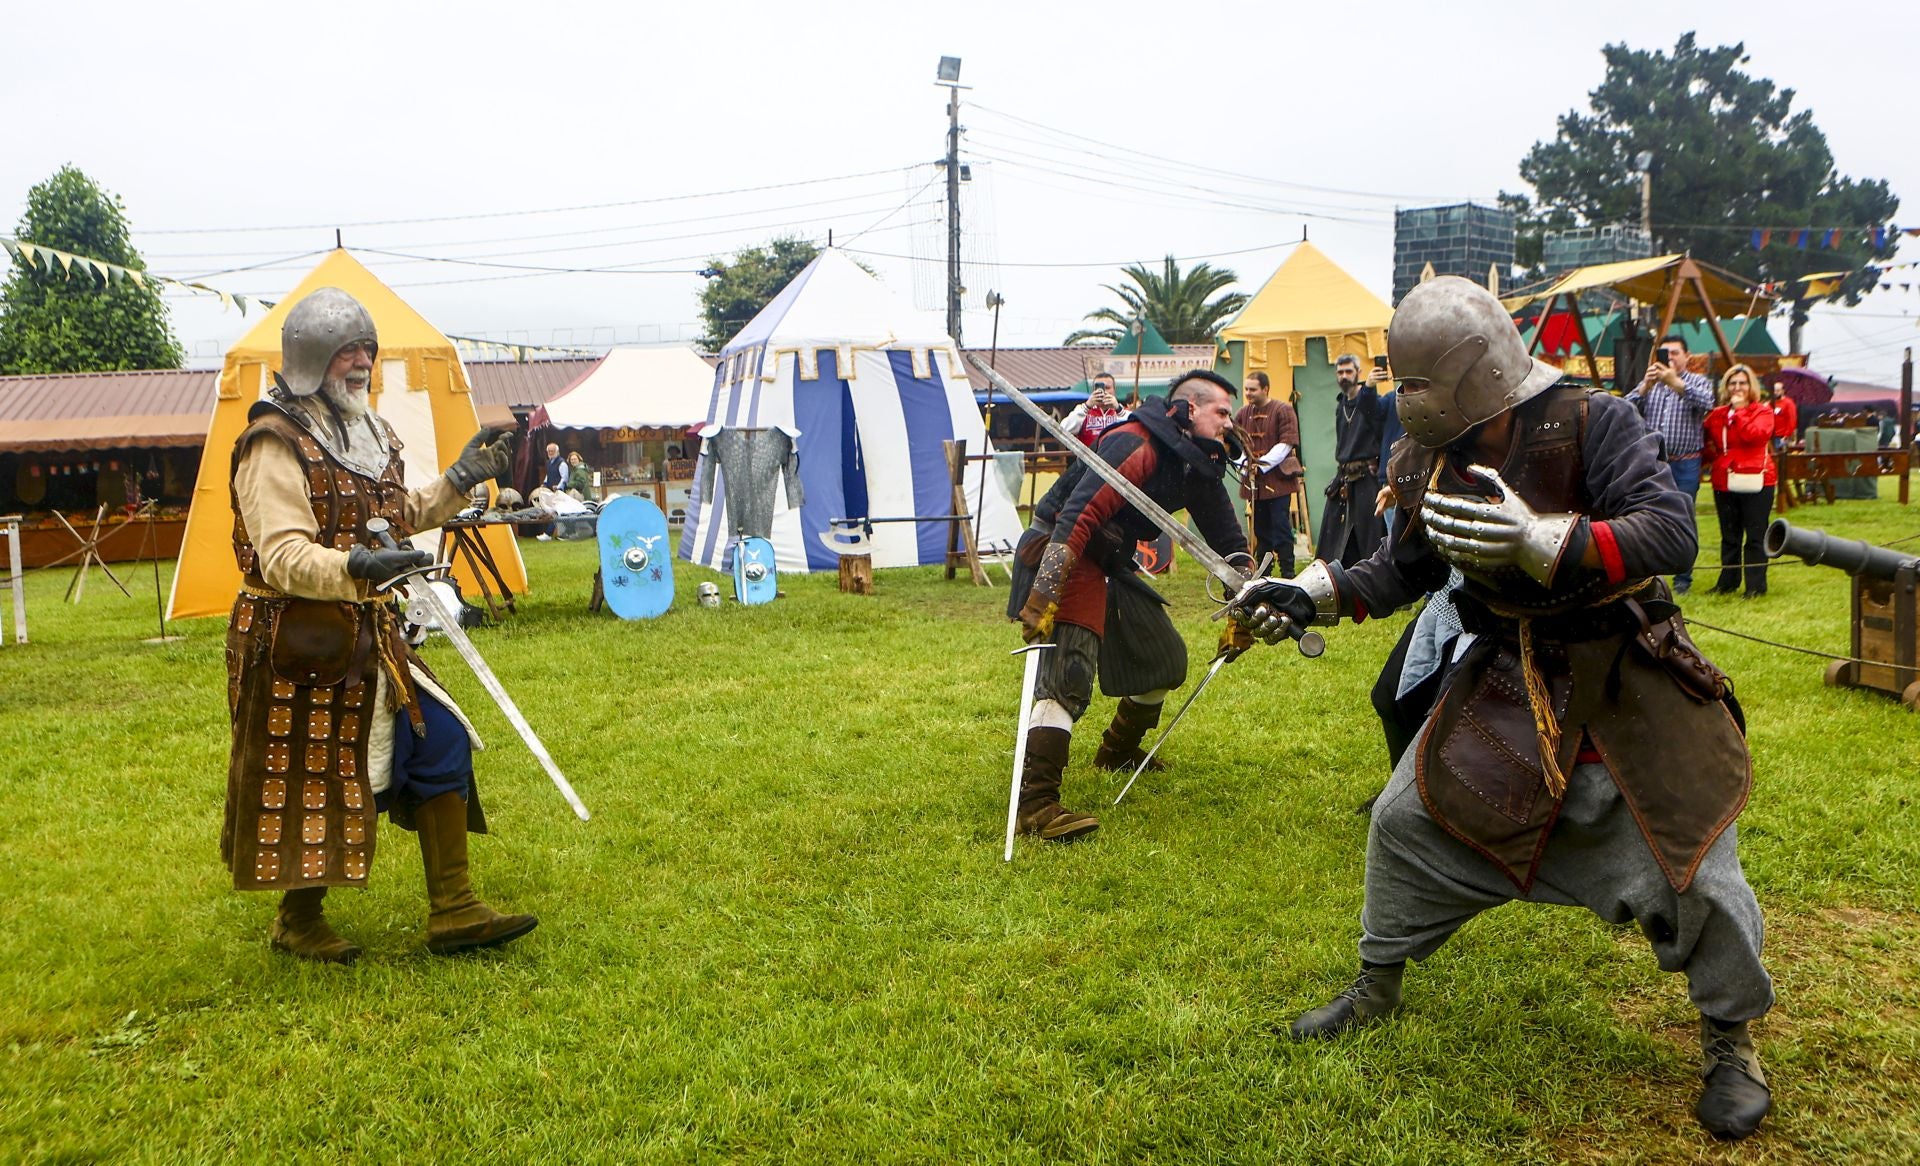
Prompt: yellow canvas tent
<box><xmin>1215</xmin><ymin>242</ymin><xmax>1393</xmax><ymax>526</ymax></box>
<box><xmin>168</xmin><ymin>249</ymin><xmax>529</xmax><ymax>620</ymax></box>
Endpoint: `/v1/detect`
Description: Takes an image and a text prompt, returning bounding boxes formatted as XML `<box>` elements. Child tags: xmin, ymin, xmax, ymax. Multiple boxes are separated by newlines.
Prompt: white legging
<box><xmin>1031</xmin><ymin>687</ymin><xmax>1168</xmax><ymax>731</ymax></box>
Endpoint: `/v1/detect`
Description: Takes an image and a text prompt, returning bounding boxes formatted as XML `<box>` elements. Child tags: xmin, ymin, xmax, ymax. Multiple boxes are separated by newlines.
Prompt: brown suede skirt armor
<box><xmin>220</xmin><ymin>404</ymin><xmax>483</xmax><ymax>891</ymax></box>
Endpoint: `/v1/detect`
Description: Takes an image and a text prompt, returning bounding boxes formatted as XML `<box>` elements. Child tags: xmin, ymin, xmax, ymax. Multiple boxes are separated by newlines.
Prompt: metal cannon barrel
<box><xmin>1764</xmin><ymin>519</ymin><xmax>1920</xmax><ymax>582</ymax></box>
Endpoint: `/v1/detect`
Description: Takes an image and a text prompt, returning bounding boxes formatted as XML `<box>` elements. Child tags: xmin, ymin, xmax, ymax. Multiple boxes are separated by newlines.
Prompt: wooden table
<box><xmin>1776</xmin><ymin>449</ymin><xmax>1910</xmax><ymax>512</ymax></box>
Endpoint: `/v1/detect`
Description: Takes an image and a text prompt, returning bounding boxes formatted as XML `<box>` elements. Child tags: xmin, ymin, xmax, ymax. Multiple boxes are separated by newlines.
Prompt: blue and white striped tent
<box><xmin>680</xmin><ymin>249</ymin><xmax>1022</xmax><ymax>574</ymax></box>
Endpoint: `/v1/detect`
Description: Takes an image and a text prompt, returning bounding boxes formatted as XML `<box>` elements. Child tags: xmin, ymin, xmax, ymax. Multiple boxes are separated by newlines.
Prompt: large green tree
<box><xmin>696</xmin><ymin>236</ymin><xmax>820</xmax><ymax>351</ymax></box>
<box><xmin>1065</xmin><ymin>256</ymin><xmax>1246</xmax><ymax>346</ymax></box>
<box><xmin>0</xmin><ymin>166</ymin><xmax>182</xmax><ymax>374</ymax></box>
<box><xmin>1503</xmin><ymin>33</ymin><xmax>1898</xmax><ymax>349</ymax></box>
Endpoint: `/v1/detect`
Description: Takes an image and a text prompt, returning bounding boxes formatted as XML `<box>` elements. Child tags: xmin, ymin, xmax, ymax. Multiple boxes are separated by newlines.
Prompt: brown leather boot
<box><xmin>270</xmin><ymin>887</ymin><xmax>362</xmax><ymax>965</ymax></box>
<box><xmin>1015</xmin><ymin>726</ymin><xmax>1099</xmax><ymax>842</ymax></box>
<box><xmin>416</xmin><ymin>791</ymin><xmax>539</xmax><ymax>954</ymax></box>
<box><xmin>1092</xmin><ymin>697</ymin><xmax>1165</xmax><ymax>772</ymax></box>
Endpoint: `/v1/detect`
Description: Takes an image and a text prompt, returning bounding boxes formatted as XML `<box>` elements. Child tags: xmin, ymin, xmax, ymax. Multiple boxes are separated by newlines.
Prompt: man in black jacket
<box><xmin>1006</xmin><ymin>371</ymin><xmax>1254</xmax><ymax>841</ymax></box>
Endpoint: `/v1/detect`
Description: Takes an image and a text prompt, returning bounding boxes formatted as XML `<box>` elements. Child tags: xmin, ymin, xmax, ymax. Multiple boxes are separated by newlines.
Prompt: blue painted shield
<box><xmin>731</xmin><ymin>536</ymin><xmax>778</xmax><ymax>606</ymax></box>
<box><xmin>599</xmin><ymin>496</ymin><xmax>674</xmax><ymax>620</ymax></box>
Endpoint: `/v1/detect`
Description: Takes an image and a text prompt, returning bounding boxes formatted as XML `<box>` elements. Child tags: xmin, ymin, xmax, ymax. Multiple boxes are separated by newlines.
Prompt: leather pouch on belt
<box><xmin>269</xmin><ymin>599</ymin><xmax>365</xmax><ymax>688</ymax></box>
<box><xmin>1625</xmin><ymin>598</ymin><xmax>1727</xmax><ymax>703</ymax></box>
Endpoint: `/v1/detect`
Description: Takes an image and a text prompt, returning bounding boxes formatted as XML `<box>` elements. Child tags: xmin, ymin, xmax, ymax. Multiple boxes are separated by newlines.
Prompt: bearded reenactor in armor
<box><xmin>223</xmin><ymin>287</ymin><xmax>533</xmax><ymax>964</ymax></box>
<box><xmin>1232</xmin><ymin>278</ymin><xmax>1774</xmax><ymax>1140</ymax></box>
<box><xmin>1007</xmin><ymin>370</ymin><xmax>1254</xmax><ymax>841</ymax></box>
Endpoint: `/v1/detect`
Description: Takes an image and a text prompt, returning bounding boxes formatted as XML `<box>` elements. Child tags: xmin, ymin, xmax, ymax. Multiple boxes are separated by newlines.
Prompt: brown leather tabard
<box><xmin>221</xmin><ymin>407</ymin><xmax>411</xmax><ymax>891</ymax></box>
<box><xmin>1399</xmin><ymin>387</ymin><xmax>1751</xmax><ymax>893</ymax></box>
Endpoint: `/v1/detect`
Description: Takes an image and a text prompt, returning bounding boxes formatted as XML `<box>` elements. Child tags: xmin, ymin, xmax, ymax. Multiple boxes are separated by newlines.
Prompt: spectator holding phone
<box><xmin>1062</xmin><ymin>372</ymin><xmax>1128</xmax><ymax>445</ymax></box>
<box><xmin>1625</xmin><ymin>334</ymin><xmax>1714</xmax><ymax>592</ymax></box>
<box><xmin>1702</xmin><ymin>365</ymin><xmax>1777</xmax><ymax>598</ymax></box>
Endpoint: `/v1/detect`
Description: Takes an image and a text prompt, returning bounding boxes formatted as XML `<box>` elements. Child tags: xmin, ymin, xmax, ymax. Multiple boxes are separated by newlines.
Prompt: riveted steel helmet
<box><xmin>1389</xmin><ymin>276</ymin><xmax>1561</xmax><ymax>448</ymax></box>
<box><xmin>277</xmin><ymin>287</ymin><xmax>378</xmax><ymax>396</ymax></box>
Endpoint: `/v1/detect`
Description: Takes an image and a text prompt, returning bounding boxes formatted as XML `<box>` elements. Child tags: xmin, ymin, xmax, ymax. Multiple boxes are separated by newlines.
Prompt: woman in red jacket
<box><xmin>1702</xmin><ymin>364</ymin><xmax>1777</xmax><ymax>597</ymax></box>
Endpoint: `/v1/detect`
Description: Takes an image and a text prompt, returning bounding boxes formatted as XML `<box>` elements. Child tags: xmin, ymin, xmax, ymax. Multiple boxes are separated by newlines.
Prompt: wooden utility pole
<box><xmin>943</xmin><ymin>72</ymin><xmax>964</xmax><ymax>346</ymax></box>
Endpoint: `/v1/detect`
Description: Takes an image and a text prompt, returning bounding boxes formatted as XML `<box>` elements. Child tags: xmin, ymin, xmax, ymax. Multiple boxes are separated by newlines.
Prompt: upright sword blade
<box><xmin>391</xmin><ymin>573</ymin><xmax>591</xmax><ymax>822</ymax></box>
<box><xmin>1005</xmin><ymin>643</ymin><xmax>1054</xmax><ymax>862</ymax></box>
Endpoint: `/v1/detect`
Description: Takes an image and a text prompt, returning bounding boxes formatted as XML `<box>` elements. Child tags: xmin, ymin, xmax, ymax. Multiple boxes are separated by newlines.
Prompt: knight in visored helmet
<box><xmin>220</xmin><ymin>285</ymin><xmax>534</xmax><ymax>963</ymax></box>
<box><xmin>1227</xmin><ymin>276</ymin><xmax>1775</xmax><ymax>1140</ymax></box>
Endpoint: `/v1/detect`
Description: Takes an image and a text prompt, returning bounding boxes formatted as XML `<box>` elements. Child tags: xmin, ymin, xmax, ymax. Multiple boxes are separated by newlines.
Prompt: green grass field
<box><xmin>1</xmin><ymin>494</ymin><xmax>1916</xmax><ymax>1164</ymax></box>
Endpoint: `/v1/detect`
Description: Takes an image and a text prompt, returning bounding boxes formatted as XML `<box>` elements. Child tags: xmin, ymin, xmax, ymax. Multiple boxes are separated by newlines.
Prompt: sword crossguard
<box><xmin>372</xmin><ymin>562</ymin><xmax>452</xmax><ymax>594</ymax></box>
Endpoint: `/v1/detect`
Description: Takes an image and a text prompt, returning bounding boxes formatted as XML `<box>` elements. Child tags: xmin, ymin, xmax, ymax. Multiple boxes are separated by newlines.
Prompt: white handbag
<box><xmin>1725</xmin><ymin>470</ymin><xmax>1765</xmax><ymax>494</ymax></box>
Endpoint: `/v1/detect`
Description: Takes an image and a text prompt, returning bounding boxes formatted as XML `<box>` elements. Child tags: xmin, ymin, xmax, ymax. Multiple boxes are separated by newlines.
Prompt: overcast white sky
<box><xmin>5</xmin><ymin>0</ymin><xmax>1914</xmax><ymax>382</ymax></box>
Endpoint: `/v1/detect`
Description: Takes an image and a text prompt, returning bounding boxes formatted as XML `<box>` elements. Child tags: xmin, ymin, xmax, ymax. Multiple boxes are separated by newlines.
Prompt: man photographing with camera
<box><xmin>1624</xmin><ymin>334</ymin><xmax>1713</xmax><ymax>592</ymax></box>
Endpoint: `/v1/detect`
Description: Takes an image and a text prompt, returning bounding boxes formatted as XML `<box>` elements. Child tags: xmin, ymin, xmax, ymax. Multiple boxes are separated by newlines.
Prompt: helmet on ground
<box><xmin>1390</xmin><ymin>276</ymin><xmax>1560</xmax><ymax>448</ymax></box>
<box><xmin>277</xmin><ymin>287</ymin><xmax>378</xmax><ymax>396</ymax></box>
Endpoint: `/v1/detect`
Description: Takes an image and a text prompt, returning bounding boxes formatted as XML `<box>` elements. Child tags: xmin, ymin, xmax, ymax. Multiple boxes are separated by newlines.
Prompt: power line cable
<box><xmin>845</xmin><ymin>237</ymin><xmax>1303</xmax><ymax>271</ymax></box>
<box><xmin>141</xmin><ymin>183</ymin><xmax>921</xmax><ymax>260</ymax></box>
<box><xmin>970</xmin><ymin>151</ymin><xmax>1370</xmax><ymax>222</ymax></box>
<box><xmin>969</xmin><ymin>126</ymin><xmax>1413</xmax><ymax>218</ymax></box>
<box><xmin>968</xmin><ymin>147</ymin><xmax>1392</xmax><ymax>224</ymax></box>
<box><xmin>968</xmin><ymin>103</ymin><xmax>1479</xmax><ymax>204</ymax></box>
<box><xmin>371</xmin><ymin>218</ymin><xmax>941</xmax><ymax>289</ymax></box>
<box><xmin>133</xmin><ymin>165</ymin><xmax>922</xmax><ymax>235</ymax></box>
<box><xmin>842</xmin><ymin>173</ymin><xmax>943</xmax><ymax>247</ymax></box>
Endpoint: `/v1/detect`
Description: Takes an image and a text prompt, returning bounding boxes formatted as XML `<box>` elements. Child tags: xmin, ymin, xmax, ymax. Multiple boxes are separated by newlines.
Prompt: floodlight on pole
<box><xmin>937</xmin><ymin>56</ymin><xmax>962</xmax><ymax>84</ymax></box>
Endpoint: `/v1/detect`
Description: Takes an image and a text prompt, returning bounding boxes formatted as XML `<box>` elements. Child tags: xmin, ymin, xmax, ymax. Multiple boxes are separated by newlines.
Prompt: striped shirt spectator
<box><xmin>1626</xmin><ymin>367</ymin><xmax>1715</xmax><ymax>457</ymax></box>
<box><xmin>1624</xmin><ymin>334</ymin><xmax>1714</xmax><ymax>592</ymax></box>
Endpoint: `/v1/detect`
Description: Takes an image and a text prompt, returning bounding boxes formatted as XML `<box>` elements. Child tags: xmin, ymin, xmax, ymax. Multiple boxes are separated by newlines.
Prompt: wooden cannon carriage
<box><xmin>1766</xmin><ymin>519</ymin><xmax>1920</xmax><ymax>710</ymax></box>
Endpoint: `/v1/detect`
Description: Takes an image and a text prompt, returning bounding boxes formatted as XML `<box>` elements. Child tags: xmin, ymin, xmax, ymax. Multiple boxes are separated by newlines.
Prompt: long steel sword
<box><xmin>368</xmin><ymin>519</ymin><xmax>591</xmax><ymax>821</ymax></box>
<box><xmin>1004</xmin><ymin>642</ymin><xmax>1054</xmax><ymax>862</ymax></box>
<box><xmin>967</xmin><ymin>353</ymin><xmax>1324</xmax><ymax>656</ymax></box>
<box><xmin>1112</xmin><ymin>650</ymin><xmax>1230</xmax><ymax>806</ymax></box>
<box><xmin>968</xmin><ymin>353</ymin><xmax>1247</xmax><ymax>592</ymax></box>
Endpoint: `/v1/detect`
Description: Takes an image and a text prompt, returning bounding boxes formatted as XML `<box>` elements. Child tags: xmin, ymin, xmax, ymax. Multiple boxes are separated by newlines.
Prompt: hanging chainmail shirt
<box><xmin>697</xmin><ymin>425</ymin><xmax>804</xmax><ymax>540</ymax></box>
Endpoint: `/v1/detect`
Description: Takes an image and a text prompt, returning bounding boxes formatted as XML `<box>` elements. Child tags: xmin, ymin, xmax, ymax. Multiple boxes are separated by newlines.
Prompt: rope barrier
<box><xmin>1686</xmin><ymin>617</ymin><xmax>1876</xmax><ymax>667</ymax></box>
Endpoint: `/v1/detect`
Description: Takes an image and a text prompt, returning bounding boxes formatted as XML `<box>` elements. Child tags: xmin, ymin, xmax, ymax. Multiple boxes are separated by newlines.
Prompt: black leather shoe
<box><xmin>1696</xmin><ymin>1016</ymin><xmax>1770</xmax><ymax>1140</ymax></box>
<box><xmin>1288</xmin><ymin>964</ymin><xmax>1403</xmax><ymax>1039</ymax></box>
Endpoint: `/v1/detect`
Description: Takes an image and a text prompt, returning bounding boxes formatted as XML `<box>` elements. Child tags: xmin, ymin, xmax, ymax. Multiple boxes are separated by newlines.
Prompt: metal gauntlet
<box><xmin>1421</xmin><ymin>464</ymin><xmax>1581</xmax><ymax>586</ymax></box>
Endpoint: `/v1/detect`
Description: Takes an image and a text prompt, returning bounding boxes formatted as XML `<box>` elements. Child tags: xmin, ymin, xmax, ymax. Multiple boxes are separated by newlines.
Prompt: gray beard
<box><xmin>322</xmin><ymin>376</ymin><xmax>371</xmax><ymax>418</ymax></box>
<box><xmin>285</xmin><ymin>377</ymin><xmax>390</xmax><ymax>479</ymax></box>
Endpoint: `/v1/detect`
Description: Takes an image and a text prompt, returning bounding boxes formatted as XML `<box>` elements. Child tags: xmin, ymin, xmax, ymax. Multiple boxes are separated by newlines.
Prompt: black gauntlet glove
<box><xmin>346</xmin><ymin>544</ymin><xmax>433</xmax><ymax>585</ymax></box>
<box><xmin>1230</xmin><ymin>578</ymin><xmax>1319</xmax><ymax>642</ymax></box>
<box><xmin>446</xmin><ymin>429</ymin><xmax>515</xmax><ymax>493</ymax></box>
<box><xmin>1228</xmin><ymin>560</ymin><xmax>1338</xmax><ymax>645</ymax></box>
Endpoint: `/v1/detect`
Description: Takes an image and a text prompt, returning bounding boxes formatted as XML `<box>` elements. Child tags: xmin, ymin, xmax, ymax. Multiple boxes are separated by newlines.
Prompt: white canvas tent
<box><xmin>679</xmin><ymin>249</ymin><xmax>1022</xmax><ymax>573</ymax></box>
<box><xmin>527</xmin><ymin>345</ymin><xmax>715</xmax><ymax>430</ymax></box>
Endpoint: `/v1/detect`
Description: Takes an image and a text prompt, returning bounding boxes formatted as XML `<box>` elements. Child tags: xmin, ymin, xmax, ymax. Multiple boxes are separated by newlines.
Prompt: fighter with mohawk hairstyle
<box><xmin>1006</xmin><ymin>370</ymin><xmax>1256</xmax><ymax>842</ymax></box>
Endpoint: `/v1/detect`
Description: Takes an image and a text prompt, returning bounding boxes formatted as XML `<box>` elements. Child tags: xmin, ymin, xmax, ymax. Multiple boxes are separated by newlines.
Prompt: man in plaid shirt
<box><xmin>1625</xmin><ymin>334</ymin><xmax>1714</xmax><ymax>592</ymax></box>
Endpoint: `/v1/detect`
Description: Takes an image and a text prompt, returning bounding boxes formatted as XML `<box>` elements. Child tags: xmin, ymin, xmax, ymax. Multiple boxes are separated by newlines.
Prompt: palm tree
<box><xmin>1063</xmin><ymin>256</ymin><xmax>1248</xmax><ymax>346</ymax></box>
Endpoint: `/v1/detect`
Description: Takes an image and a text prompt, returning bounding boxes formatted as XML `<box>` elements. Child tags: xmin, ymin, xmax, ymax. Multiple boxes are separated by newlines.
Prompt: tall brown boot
<box><xmin>270</xmin><ymin>887</ymin><xmax>362</xmax><ymax>965</ymax></box>
<box><xmin>1092</xmin><ymin>697</ymin><xmax>1165</xmax><ymax>772</ymax></box>
<box><xmin>416</xmin><ymin>791</ymin><xmax>539</xmax><ymax>954</ymax></box>
<box><xmin>1016</xmin><ymin>726</ymin><xmax>1099</xmax><ymax>842</ymax></box>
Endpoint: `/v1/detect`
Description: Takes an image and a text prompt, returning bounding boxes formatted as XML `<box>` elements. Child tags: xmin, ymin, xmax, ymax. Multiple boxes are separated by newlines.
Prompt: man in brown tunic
<box><xmin>1230</xmin><ymin>278</ymin><xmax>1774</xmax><ymax>1140</ymax></box>
<box><xmin>223</xmin><ymin>287</ymin><xmax>531</xmax><ymax>964</ymax></box>
<box><xmin>1233</xmin><ymin>370</ymin><xmax>1303</xmax><ymax>577</ymax></box>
